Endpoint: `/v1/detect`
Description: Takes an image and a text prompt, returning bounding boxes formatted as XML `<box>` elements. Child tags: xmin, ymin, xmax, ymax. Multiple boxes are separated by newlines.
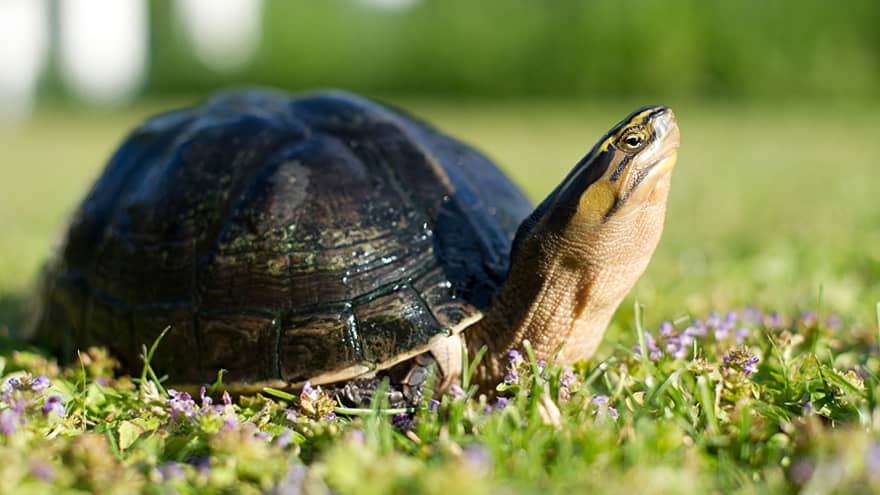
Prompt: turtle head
<box><xmin>483</xmin><ymin>106</ymin><xmax>680</xmax><ymax>369</ymax></box>
<box><xmin>547</xmin><ymin>105</ymin><xmax>679</xmax><ymax>230</ymax></box>
<box><xmin>510</xmin><ymin>106</ymin><xmax>679</xmax><ymax>265</ymax></box>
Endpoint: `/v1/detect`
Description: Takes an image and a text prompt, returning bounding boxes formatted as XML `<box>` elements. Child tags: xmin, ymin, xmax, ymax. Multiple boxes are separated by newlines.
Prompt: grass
<box><xmin>1</xmin><ymin>98</ymin><xmax>879</xmax><ymax>493</ymax></box>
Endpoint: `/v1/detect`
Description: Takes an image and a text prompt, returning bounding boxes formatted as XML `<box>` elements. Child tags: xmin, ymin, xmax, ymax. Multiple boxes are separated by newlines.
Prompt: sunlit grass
<box><xmin>1</xmin><ymin>304</ymin><xmax>879</xmax><ymax>493</ymax></box>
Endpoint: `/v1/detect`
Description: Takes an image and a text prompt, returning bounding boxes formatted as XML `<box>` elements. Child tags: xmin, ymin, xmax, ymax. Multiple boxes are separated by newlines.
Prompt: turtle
<box><xmin>27</xmin><ymin>89</ymin><xmax>679</xmax><ymax>404</ymax></box>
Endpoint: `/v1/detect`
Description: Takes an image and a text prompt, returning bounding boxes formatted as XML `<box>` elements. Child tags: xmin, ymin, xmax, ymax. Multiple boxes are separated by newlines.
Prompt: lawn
<box><xmin>0</xmin><ymin>98</ymin><xmax>879</xmax><ymax>493</ymax></box>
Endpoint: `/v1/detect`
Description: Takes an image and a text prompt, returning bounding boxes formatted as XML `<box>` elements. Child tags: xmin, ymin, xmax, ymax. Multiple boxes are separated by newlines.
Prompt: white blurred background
<box><xmin>0</xmin><ymin>0</ymin><xmax>264</xmax><ymax>121</ymax></box>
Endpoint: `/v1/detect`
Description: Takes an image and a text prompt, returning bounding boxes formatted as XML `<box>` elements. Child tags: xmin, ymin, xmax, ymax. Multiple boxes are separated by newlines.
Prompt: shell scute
<box><xmin>280</xmin><ymin>306</ymin><xmax>358</xmax><ymax>383</ymax></box>
<box><xmin>199</xmin><ymin>313</ymin><xmax>277</xmax><ymax>383</ymax></box>
<box><xmin>353</xmin><ymin>285</ymin><xmax>445</xmax><ymax>365</ymax></box>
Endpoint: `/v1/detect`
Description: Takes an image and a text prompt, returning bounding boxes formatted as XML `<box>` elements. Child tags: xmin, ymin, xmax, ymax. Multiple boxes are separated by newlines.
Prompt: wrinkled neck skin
<box><xmin>466</xmin><ymin>182</ymin><xmax>670</xmax><ymax>390</ymax></box>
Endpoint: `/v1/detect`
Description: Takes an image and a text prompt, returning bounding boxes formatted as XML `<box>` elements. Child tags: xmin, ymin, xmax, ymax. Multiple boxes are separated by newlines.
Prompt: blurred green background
<box><xmin>1</xmin><ymin>0</ymin><xmax>879</xmax><ymax>344</ymax></box>
<box><xmin>147</xmin><ymin>0</ymin><xmax>880</xmax><ymax>101</ymax></box>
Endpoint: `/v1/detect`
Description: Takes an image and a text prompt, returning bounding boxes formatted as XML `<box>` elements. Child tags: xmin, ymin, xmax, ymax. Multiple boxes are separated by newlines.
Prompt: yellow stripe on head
<box><xmin>510</xmin><ymin>105</ymin><xmax>679</xmax><ymax>256</ymax></box>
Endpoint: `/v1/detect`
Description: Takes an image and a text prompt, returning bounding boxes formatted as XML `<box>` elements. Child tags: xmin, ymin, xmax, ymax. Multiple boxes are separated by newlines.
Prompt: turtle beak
<box><xmin>623</xmin><ymin>108</ymin><xmax>679</xmax><ymax>206</ymax></box>
<box><xmin>645</xmin><ymin>108</ymin><xmax>680</xmax><ymax>178</ymax></box>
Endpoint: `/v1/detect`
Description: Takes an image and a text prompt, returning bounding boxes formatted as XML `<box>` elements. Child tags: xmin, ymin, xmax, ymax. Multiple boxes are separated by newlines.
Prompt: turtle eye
<box><xmin>620</xmin><ymin>131</ymin><xmax>646</xmax><ymax>150</ymax></box>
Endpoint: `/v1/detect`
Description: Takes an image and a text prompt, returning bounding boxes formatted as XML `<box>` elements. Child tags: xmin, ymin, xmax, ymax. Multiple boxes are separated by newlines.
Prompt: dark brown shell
<box><xmin>29</xmin><ymin>89</ymin><xmax>533</xmax><ymax>386</ymax></box>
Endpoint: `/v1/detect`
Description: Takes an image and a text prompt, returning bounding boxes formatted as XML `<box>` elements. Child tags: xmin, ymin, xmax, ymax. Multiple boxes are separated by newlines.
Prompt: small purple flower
<box><xmin>347</xmin><ymin>429</ymin><xmax>365</xmax><ymax>444</ymax></box>
<box><xmin>536</xmin><ymin>359</ymin><xmax>547</xmax><ymax>373</ymax></box>
<box><xmin>659</xmin><ymin>321</ymin><xmax>674</xmax><ymax>336</ymax></box>
<box><xmin>483</xmin><ymin>404</ymin><xmax>493</xmax><ymax>414</ymax></box>
<box><xmin>766</xmin><ymin>312</ymin><xmax>782</xmax><ymax>328</ymax></box>
<box><xmin>634</xmin><ymin>331</ymin><xmax>662</xmax><ymax>361</ymax></box>
<box><xmin>724</xmin><ymin>349</ymin><xmax>761</xmax><ymax>377</ymax></box>
<box><xmin>222</xmin><ymin>391</ymin><xmax>232</xmax><ymax>406</ymax></box>
<box><xmin>392</xmin><ymin>412</ymin><xmax>414</xmax><ymax>432</ymax></box>
<box><xmin>560</xmin><ymin>369</ymin><xmax>575</xmax><ymax>389</ymax></box>
<box><xmin>427</xmin><ymin>399</ymin><xmax>440</xmax><ymax>412</ymax></box>
<box><xmin>8</xmin><ymin>397</ymin><xmax>25</xmax><ymax>415</ymax></box>
<box><xmin>42</xmin><ymin>395</ymin><xmax>65</xmax><ymax>417</ymax></box>
<box><xmin>199</xmin><ymin>386</ymin><xmax>213</xmax><ymax>408</ymax></box>
<box><xmin>158</xmin><ymin>461</ymin><xmax>186</xmax><ymax>481</ymax></box>
<box><xmin>867</xmin><ymin>442</ymin><xmax>880</xmax><ymax>475</ymax></box>
<box><xmin>714</xmin><ymin>325</ymin><xmax>730</xmax><ymax>341</ymax></box>
<box><xmin>242</xmin><ymin>422</ymin><xmax>271</xmax><ymax>440</ymax></box>
<box><xmin>665</xmin><ymin>336</ymin><xmax>688</xmax><ymax>360</ymax></box>
<box><xmin>825</xmin><ymin>315</ymin><xmax>842</xmax><ymax>331</ymax></box>
<box><xmin>504</xmin><ymin>349</ymin><xmax>524</xmax><ymax>384</ymax></box>
<box><xmin>591</xmin><ymin>396</ymin><xmax>617</xmax><ymax>420</ymax></box>
<box><xmin>193</xmin><ymin>457</ymin><xmax>211</xmax><ymax>476</ymax></box>
<box><xmin>285</xmin><ymin>408</ymin><xmax>297</xmax><ymax>423</ymax></box>
<box><xmin>0</xmin><ymin>409</ymin><xmax>24</xmax><ymax>436</ymax></box>
<box><xmin>31</xmin><ymin>376</ymin><xmax>50</xmax><ymax>392</ymax></box>
<box><xmin>274</xmin><ymin>429</ymin><xmax>294</xmax><ymax>449</ymax></box>
<box><xmin>507</xmin><ymin>349</ymin><xmax>522</xmax><ymax>367</ymax></box>
<box><xmin>494</xmin><ymin>397</ymin><xmax>509</xmax><ymax>411</ymax></box>
<box><xmin>2</xmin><ymin>377</ymin><xmax>22</xmax><ymax>401</ymax></box>
<box><xmin>803</xmin><ymin>401</ymin><xmax>812</xmax><ymax>414</ymax></box>
<box><xmin>799</xmin><ymin>311</ymin><xmax>818</xmax><ymax>327</ymax></box>
<box><xmin>789</xmin><ymin>459</ymin><xmax>814</xmax><ymax>486</ymax></box>
<box><xmin>222</xmin><ymin>416</ymin><xmax>238</xmax><ymax>430</ymax></box>
<box><xmin>300</xmin><ymin>382</ymin><xmax>318</xmax><ymax>402</ymax></box>
<box><xmin>504</xmin><ymin>367</ymin><xmax>519</xmax><ymax>385</ymax></box>
<box><xmin>646</xmin><ymin>332</ymin><xmax>662</xmax><ymax>360</ymax></box>
<box><xmin>276</xmin><ymin>464</ymin><xmax>308</xmax><ymax>495</ymax></box>
<box><xmin>742</xmin><ymin>307</ymin><xmax>763</xmax><ymax>324</ymax></box>
<box><xmin>167</xmin><ymin>389</ymin><xmax>199</xmax><ymax>418</ymax></box>
<box><xmin>450</xmin><ymin>384</ymin><xmax>465</xmax><ymax>397</ymax></box>
<box><xmin>684</xmin><ymin>321</ymin><xmax>707</xmax><ymax>339</ymax></box>
<box><xmin>735</xmin><ymin>328</ymin><xmax>750</xmax><ymax>344</ymax></box>
<box><xmin>744</xmin><ymin>356</ymin><xmax>760</xmax><ymax>376</ymax></box>
<box><xmin>324</xmin><ymin>412</ymin><xmax>337</xmax><ymax>421</ymax></box>
<box><xmin>30</xmin><ymin>462</ymin><xmax>56</xmax><ymax>482</ymax></box>
<box><xmin>462</xmin><ymin>443</ymin><xmax>492</xmax><ymax>475</ymax></box>
<box><xmin>707</xmin><ymin>311</ymin><xmax>721</xmax><ymax>328</ymax></box>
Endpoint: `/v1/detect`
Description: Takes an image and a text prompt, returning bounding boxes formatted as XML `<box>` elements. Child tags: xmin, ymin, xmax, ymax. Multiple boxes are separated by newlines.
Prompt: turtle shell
<box><xmin>30</xmin><ymin>89</ymin><xmax>533</xmax><ymax>386</ymax></box>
